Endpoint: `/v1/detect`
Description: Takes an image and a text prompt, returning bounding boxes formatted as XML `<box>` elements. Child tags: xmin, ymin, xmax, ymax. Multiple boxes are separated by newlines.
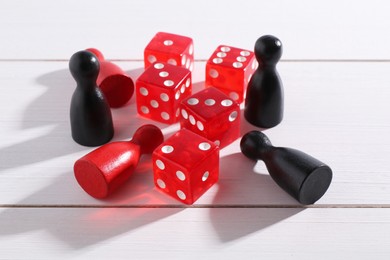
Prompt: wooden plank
<box><xmin>1</xmin><ymin>0</ymin><xmax>390</xmax><ymax>60</ymax></box>
<box><xmin>0</xmin><ymin>207</ymin><xmax>389</xmax><ymax>259</ymax></box>
<box><xmin>1</xmin><ymin>1</ymin><xmax>389</xmax><ymax>259</ymax></box>
<box><xmin>0</xmin><ymin>61</ymin><xmax>389</xmax><ymax>205</ymax></box>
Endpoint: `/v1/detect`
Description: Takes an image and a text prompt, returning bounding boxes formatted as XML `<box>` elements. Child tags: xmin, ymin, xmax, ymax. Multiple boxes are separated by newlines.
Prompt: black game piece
<box><xmin>69</xmin><ymin>50</ymin><xmax>114</xmax><ymax>146</ymax></box>
<box><xmin>240</xmin><ymin>131</ymin><xmax>332</xmax><ymax>204</ymax></box>
<box><xmin>244</xmin><ymin>35</ymin><xmax>284</xmax><ymax>128</ymax></box>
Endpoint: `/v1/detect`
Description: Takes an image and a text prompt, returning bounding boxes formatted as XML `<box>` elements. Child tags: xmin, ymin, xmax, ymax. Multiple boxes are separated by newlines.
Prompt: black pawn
<box><xmin>244</xmin><ymin>35</ymin><xmax>284</xmax><ymax>128</ymax></box>
<box><xmin>240</xmin><ymin>131</ymin><xmax>332</xmax><ymax>204</ymax></box>
<box><xmin>69</xmin><ymin>50</ymin><xmax>114</xmax><ymax>146</ymax></box>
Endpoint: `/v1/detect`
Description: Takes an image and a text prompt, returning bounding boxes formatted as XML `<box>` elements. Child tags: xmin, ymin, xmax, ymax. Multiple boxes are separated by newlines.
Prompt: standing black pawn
<box><xmin>69</xmin><ymin>50</ymin><xmax>114</xmax><ymax>146</ymax></box>
<box><xmin>240</xmin><ymin>131</ymin><xmax>332</xmax><ymax>204</ymax></box>
<box><xmin>244</xmin><ymin>35</ymin><xmax>284</xmax><ymax>128</ymax></box>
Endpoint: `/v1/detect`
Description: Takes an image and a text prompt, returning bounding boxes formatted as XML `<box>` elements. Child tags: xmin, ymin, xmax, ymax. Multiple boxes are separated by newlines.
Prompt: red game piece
<box><xmin>136</xmin><ymin>62</ymin><xmax>192</xmax><ymax>124</ymax></box>
<box><xmin>144</xmin><ymin>32</ymin><xmax>194</xmax><ymax>71</ymax></box>
<box><xmin>179</xmin><ymin>87</ymin><xmax>240</xmax><ymax>148</ymax></box>
<box><xmin>205</xmin><ymin>45</ymin><xmax>257</xmax><ymax>103</ymax></box>
<box><xmin>86</xmin><ymin>48</ymin><xmax>134</xmax><ymax>108</ymax></box>
<box><xmin>74</xmin><ymin>124</ymin><xmax>164</xmax><ymax>199</ymax></box>
<box><xmin>153</xmin><ymin>129</ymin><xmax>219</xmax><ymax>205</ymax></box>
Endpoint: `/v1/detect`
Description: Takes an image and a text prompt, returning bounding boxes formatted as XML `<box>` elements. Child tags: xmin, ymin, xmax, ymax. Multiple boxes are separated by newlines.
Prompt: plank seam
<box><xmin>2</xmin><ymin>59</ymin><xmax>390</xmax><ymax>63</ymax></box>
<box><xmin>1</xmin><ymin>204</ymin><xmax>390</xmax><ymax>209</ymax></box>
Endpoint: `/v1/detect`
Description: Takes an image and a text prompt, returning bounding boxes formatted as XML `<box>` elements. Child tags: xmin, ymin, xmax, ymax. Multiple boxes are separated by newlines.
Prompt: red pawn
<box><xmin>74</xmin><ymin>124</ymin><xmax>164</xmax><ymax>199</ymax></box>
<box><xmin>86</xmin><ymin>48</ymin><xmax>134</xmax><ymax>108</ymax></box>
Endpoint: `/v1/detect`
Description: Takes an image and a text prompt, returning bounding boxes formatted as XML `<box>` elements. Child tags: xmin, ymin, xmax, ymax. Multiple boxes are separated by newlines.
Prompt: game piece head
<box><xmin>131</xmin><ymin>124</ymin><xmax>164</xmax><ymax>154</ymax></box>
<box><xmin>240</xmin><ymin>130</ymin><xmax>273</xmax><ymax>160</ymax></box>
<box><xmin>254</xmin><ymin>35</ymin><xmax>282</xmax><ymax>66</ymax></box>
<box><xmin>86</xmin><ymin>48</ymin><xmax>105</xmax><ymax>62</ymax></box>
<box><xmin>69</xmin><ymin>50</ymin><xmax>100</xmax><ymax>85</ymax></box>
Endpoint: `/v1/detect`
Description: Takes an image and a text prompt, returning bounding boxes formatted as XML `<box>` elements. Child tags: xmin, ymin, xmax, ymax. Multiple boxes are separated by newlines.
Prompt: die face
<box><xmin>152</xmin><ymin>129</ymin><xmax>219</xmax><ymax>204</ymax></box>
<box><xmin>144</xmin><ymin>32</ymin><xmax>194</xmax><ymax>71</ymax></box>
<box><xmin>189</xmin><ymin>151</ymin><xmax>219</xmax><ymax>203</ymax></box>
<box><xmin>136</xmin><ymin>62</ymin><xmax>192</xmax><ymax>124</ymax></box>
<box><xmin>154</xmin><ymin>162</ymin><xmax>192</xmax><ymax>203</ymax></box>
<box><xmin>180</xmin><ymin>87</ymin><xmax>240</xmax><ymax>148</ymax></box>
<box><xmin>154</xmin><ymin>129</ymin><xmax>218</xmax><ymax>169</ymax></box>
<box><xmin>205</xmin><ymin>45</ymin><xmax>257</xmax><ymax>103</ymax></box>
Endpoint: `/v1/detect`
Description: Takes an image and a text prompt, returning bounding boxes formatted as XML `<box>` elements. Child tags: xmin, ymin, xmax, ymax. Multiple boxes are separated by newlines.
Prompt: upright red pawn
<box><xmin>86</xmin><ymin>48</ymin><xmax>134</xmax><ymax>108</ymax></box>
<box><xmin>74</xmin><ymin>125</ymin><xmax>164</xmax><ymax>199</ymax></box>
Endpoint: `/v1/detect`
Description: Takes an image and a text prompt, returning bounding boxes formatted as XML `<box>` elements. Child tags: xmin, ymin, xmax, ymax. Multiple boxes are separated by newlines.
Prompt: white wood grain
<box><xmin>0</xmin><ymin>207</ymin><xmax>389</xmax><ymax>259</ymax></box>
<box><xmin>1</xmin><ymin>0</ymin><xmax>390</xmax><ymax>60</ymax></box>
<box><xmin>0</xmin><ymin>61</ymin><xmax>389</xmax><ymax>205</ymax></box>
<box><xmin>1</xmin><ymin>0</ymin><xmax>390</xmax><ymax>258</ymax></box>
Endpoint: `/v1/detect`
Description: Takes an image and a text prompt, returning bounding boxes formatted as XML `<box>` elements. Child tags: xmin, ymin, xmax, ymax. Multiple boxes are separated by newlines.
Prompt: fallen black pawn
<box><xmin>240</xmin><ymin>131</ymin><xmax>332</xmax><ymax>204</ymax></box>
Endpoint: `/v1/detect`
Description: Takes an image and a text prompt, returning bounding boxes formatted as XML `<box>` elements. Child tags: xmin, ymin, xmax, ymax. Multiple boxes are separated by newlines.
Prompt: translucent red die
<box><xmin>144</xmin><ymin>32</ymin><xmax>194</xmax><ymax>71</ymax></box>
<box><xmin>152</xmin><ymin>129</ymin><xmax>219</xmax><ymax>205</ymax></box>
<box><xmin>180</xmin><ymin>87</ymin><xmax>240</xmax><ymax>148</ymax></box>
<box><xmin>136</xmin><ymin>62</ymin><xmax>192</xmax><ymax>124</ymax></box>
<box><xmin>205</xmin><ymin>45</ymin><xmax>257</xmax><ymax>103</ymax></box>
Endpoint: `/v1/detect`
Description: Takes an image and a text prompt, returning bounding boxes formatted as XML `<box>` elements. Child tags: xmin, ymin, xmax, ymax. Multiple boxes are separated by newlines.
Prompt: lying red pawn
<box><xmin>86</xmin><ymin>48</ymin><xmax>134</xmax><ymax>108</ymax></box>
<box><xmin>74</xmin><ymin>124</ymin><xmax>164</xmax><ymax>198</ymax></box>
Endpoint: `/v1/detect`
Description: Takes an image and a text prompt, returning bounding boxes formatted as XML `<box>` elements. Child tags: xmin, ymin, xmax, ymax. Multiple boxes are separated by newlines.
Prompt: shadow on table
<box><xmin>0</xmin><ymin>155</ymin><xmax>183</xmax><ymax>249</ymax></box>
<box><xmin>0</xmin><ymin>204</ymin><xmax>183</xmax><ymax>249</ymax></box>
<box><xmin>0</xmin><ymin>67</ymin><xmax>169</xmax><ymax>172</ymax></box>
<box><xmin>209</xmin><ymin>153</ymin><xmax>304</xmax><ymax>242</ymax></box>
<box><xmin>0</xmin><ymin>69</ymin><xmax>88</xmax><ymax>172</ymax></box>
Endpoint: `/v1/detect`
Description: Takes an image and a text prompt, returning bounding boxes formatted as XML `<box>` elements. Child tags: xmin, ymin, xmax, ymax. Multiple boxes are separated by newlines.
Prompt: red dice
<box><xmin>136</xmin><ymin>62</ymin><xmax>192</xmax><ymax>124</ymax></box>
<box><xmin>180</xmin><ymin>87</ymin><xmax>240</xmax><ymax>148</ymax></box>
<box><xmin>153</xmin><ymin>129</ymin><xmax>219</xmax><ymax>205</ymax></box>
<box><xmin>205</xmin><ymin>45</ymin><xmax>257</xmax><ymax>103</ymax></box>
<box><xmin>144</xmin><ymin>32</ymin><xmax>194</xmax><ymax>71</ymax></box>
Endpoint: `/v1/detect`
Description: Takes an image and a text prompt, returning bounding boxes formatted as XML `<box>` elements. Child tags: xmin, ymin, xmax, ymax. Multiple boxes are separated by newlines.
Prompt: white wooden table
<box><xmin>1</xmin><ymin>1</ymin><xmax>390</xmax><ymax>259</ymax></box>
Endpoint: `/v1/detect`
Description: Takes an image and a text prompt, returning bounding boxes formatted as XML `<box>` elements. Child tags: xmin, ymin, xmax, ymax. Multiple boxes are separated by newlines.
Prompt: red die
<box><xmin>205</xmin><ymin>45</ymin><xmax>257</xmax><ymax>103</ymax></box>
<box><xmin>153</xmin><ymin>129</ymin><xmax>219</xmax><ymax>205</ymax></box>
<box><xmin>144</xmin><ymin>32</ymin><xmax>194</xmax><ymax>71</ymax></box>
<box><xmin>136</xmin><ymin>62</ymin><xmax>192</xmax><ymax>124</ymax></box>
<box><xmin>180</xmin><ymin>87</ymin><xmax>240</xmax><ymax>148</ymax></box>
